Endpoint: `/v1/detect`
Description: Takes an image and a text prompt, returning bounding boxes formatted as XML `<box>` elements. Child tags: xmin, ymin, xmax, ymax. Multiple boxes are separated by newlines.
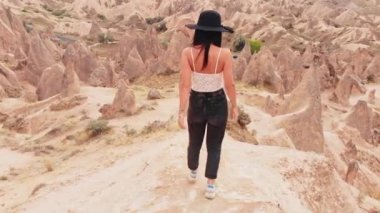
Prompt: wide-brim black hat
<box><xmin>185</xmin><ymin>10</ymin><xmax>234</xmax><ymax>33</ymax></box>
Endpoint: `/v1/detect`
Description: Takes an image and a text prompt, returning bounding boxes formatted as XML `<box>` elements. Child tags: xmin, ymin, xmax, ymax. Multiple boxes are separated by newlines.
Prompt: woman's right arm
<box><xmin>222</xmin><ymin>49</ymin><xmax>238</xmax><ymax>120</ymax></box>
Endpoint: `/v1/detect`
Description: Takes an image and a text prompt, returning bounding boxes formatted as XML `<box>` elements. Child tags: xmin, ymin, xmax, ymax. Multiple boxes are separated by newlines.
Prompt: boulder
<box><xmin>147</xmin><ymin>89</ymin><xmax>162</xmax><ymax>100</ymax></box>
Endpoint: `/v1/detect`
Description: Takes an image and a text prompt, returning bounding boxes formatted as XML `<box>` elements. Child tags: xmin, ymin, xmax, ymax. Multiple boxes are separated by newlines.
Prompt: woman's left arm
<box><xmin>178</xmin><ymin>48</ymin><xmax>192</xmax><ymax>127</ymax></box>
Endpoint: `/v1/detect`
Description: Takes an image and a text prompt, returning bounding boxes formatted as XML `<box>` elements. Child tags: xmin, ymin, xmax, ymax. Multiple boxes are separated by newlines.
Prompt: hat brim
<box><xmin>185</xmin><ymin>24</ymin><xmax>234</xmax><ymax>33</ymax></box>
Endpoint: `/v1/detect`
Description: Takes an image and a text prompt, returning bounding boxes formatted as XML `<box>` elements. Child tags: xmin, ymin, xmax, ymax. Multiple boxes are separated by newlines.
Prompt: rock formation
<box><xmin>100</xmin><ymin>80</ymin><xmax>136</xmax><ymax>119</ymax></box>
<box><xmin>122</xmin><ymin>46</ymin><xmax>146</xmax><ymax>81</ymax></box>
<box><xmin>345</xmin><ymin>161</ymin><xmax>359</xmax><ymax>184</ymax></box>
<box><xmin>26</xmin><ymin>32</ymin><xmax>57</xmax><ymax>86</ymax></box>
<box><xmin>330</xmin><ymin>66</ymin><xmax>366</xmax><ymax>106</ymax></box>
<box><xmin>160</xmin><ymin>30</ymin><xmax>189</xmax><ymax>73</ymax></box>
<box><xmin>276</xmin><ymin>67</ymin><xmax>324</xmax><ymax>153</ymax></box>
<box><xmin>62</xmin><ymin>41</ymin><xmax>98</xmax><ymax>82</ymax></box>
<box><xmin>242</xmin><ymin>48</ymin><xmax>285</xmax><ymax>95</ymax></box>
<box><xmin>365</xmin><ymin>54</ymin><xmax>380</xmax><ymax>83</ymax></box>
<box><xmin>36</xmin><ymin>64</ymin><xmax>65</xmax><ymax>100</ymax></box>
<box><xmin>0</xmin><ymin>63</ymin><xmax>22</xmax><ymax>98</ymax></box>
<box><xmin>346</xmin><ymin>100</ymin><xmax>373</xmax><ymax>142</ymax></box>
<box><xmin>61</xmin><ymin>61</ymin><xmax>81</xmax><ymax>97</ymax></box>
<box><xmin>276</xmin><ymin>46</ymin><xmax>303</xmax><ymax>93</ymax></box>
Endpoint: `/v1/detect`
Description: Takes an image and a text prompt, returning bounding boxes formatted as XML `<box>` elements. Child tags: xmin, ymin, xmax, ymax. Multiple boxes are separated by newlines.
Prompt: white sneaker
<box><xmin>188</xmin><ymin>170</ymin><xmax>197</xmax><ymax>183</ymax></box>
<box><xmin>204</xmin><ymin>184</ymin><xmax>217</xmax><ymax>199</ymax></box>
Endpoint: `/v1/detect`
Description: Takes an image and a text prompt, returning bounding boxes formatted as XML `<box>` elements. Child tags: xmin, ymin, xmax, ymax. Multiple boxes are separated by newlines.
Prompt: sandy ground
<box><xmin>1</xmin><ymin>84</ymin><xmax>378</xmax><ymax>212</ymax></box>
<box><xmin>7</xmin><ymin>132</ymin><xmax>321</xmax><ymax>213</ymax></box>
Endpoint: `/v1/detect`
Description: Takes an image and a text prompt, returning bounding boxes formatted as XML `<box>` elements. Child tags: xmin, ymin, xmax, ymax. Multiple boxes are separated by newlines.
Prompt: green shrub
<box><xmin>98</xmin><ymin>33</ymin><xmax>114</xmax><ymax>43</ymax></box>
<box><xmin>232</xmin><ymin>35</ymin><xmax>246</xmax><ymax>52</ymax></box>
<box><xmin>249</xmin><ymin>39</ymin><xmax>262</xmax><ymax>54</ymax></box>
<box><xmin>86</xmin><ymin>120</ymin><xmax>111</xmax><ymax>137</ymax></box>
<box><xmin>97</xmin><ymin>14</ymin><xmax>106</xmax><ymax>21</ymax></box>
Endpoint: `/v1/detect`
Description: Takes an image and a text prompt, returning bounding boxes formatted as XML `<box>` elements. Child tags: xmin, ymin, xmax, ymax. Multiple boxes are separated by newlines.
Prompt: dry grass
<box><xmin>226</xmin><ymin>121</ymin><xmax>258</xmax><ymax>145</ymax></box>
<box><xmin>86</xmin><ymin>120</ymin><xmax>111</xmax><ymax>138</ymax></box>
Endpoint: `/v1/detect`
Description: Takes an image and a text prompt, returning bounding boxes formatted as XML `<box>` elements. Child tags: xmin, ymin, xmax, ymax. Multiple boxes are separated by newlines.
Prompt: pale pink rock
<box><xmin>365</xmin><ymin>54</ymin><xmax>380</xmax><ymax>83</ymax></box>
<box><xmin>160</xmin><ymin>30</ymin><xmax>190</xmax><ymax>73</ymax></box>
<box><xmin>112</xmin><ymin>80</ymin><xmax>136</xmax><ymax>115</ymax></box>
<box><xmin>26</xmin><ymin>32</ymin><xmax>57</xmax><ymax>86</ymax></box>
<box><xmin>36</xmin><ymin>64</ymin><xmax>65</xmax><ymax>100</ymax></box>
<box><xmin>100</xmin><ymin>80</ymin><xmax>136</xmax><ymax>119</ymax></box>
<box><xmin>350</xmin><ymin>48</ymin><xmax>372</xmax><ymax>80</ymax></box>
<box><xmin>277</xmin><ymin>67</ymin><xmax>324</xmax><ymax>153</ymax></box>
<box><xmin>242</xmin><ymin>47</ymin><xmax>285</xmax><ymax>95</ymax></box>
<box><xmin>368</xmin><ymin>89</ymin><xmax>376</xmax><ymax>105</ymax></box>
<box><xmin>330</xmin><ymin>66</ymin><xmax>366</xmax><ymax>106</ymax></box>
<box><xmin>346</xmin><ymin>100</ymin><xmax>373</xmax><ymax>142</ymax></box>
<box><xmin>345</xmin><ymin>161</ymin><xmax>359</xmax><ymax>184</ymax></box>
<box><xmin>89</xmin><ymin>61</ymin><xmax>116</xmax><ymax>87</ymax></box>
<box><xmin>276</xmin><ymin>46</ymin><xmax>303</xmax><ymax>92</ymax></box>
<box><xmin>122</xmin><ymin>46</ymin><xmax>146</xmax><ymax>81</ymax></box>
<box><xmin>62</xmin><ymin>41</ymin><xmax>98</xmax><ymax>82</ymax></box>
<box><xmin>232</xmin><ymin>55</ymin><xmax>247</xmax><ymax>80</ymax></box>
<box><xmin>61</xmin><ymin>62</ymin><xmax>81</xmax><ymax>97</ymax></box>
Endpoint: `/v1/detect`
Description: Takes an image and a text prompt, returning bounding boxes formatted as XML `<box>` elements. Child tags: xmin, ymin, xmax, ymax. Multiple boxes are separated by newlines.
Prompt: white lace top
<box><xmin>191</xmin><ymin>47</ymin><xmax>223</xmax><ymax>92</ymax></box>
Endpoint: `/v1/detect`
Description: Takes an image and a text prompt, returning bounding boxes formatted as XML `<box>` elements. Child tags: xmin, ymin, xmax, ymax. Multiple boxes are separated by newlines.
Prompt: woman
<box><xmin>178</xmin><ymin>10</ymin><xmax>238</xmax><ymax>199</ymax></box>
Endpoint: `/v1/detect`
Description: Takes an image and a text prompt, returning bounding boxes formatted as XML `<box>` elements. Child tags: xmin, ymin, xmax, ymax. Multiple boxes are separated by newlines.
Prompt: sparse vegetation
<box><xmin>249</xmin><ymin>39</ymin><xmax>262</xmax><ymax>54</ymax></box>
<box><xmin>146</xmin><ymin>17</ymin><xmax>164</xmax><ymax>25</ymax></box>
<box><xmin>97</xmin><ymin>14</ymin><xmax>106</xmax><ymax>21</ymax></box>
<box><xmin>232</xmin><ymin>35</ymin><xmax>246</xmax><ymax>52</ymax></box>
<box><xmin>367</xmin><ymin>74</ymin><xmax>375</xmax><ymax>83</ymax></box>
<box><xmin>98</xmin><ymin>33</ymin><xmax>114</xmax><ymax>43</ymax></box>
<box><xmin>140</xmin><ymin>120</ymin><xmax>167</xmax><ymax>135</ymax></box>
<box><xmin>86</xmin><ymin>120</ymin><xmax>111</xmax><ymax>138</ymax></box>
<box><xmin>124</xmin><ymin>125</ymin><xmax>137</xmax><ymax>136</ymax></box>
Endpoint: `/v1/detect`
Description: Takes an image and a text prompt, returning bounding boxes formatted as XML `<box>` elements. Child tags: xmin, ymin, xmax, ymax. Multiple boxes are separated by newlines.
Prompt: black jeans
<box><xmin>187</xmin><ymin>88</ymin><xmax>228</xmax><ymax>179</ymax></box>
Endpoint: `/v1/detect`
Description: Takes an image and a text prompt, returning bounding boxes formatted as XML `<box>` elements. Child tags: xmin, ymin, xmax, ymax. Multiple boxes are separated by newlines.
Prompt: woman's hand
<box><xmin>230</xmin><ymin>106</ymin><xmax>239</xmax><ymax>122</ymax></box>
<box><xmin>178</xmin><ymin>112</ymin><xmax>187</xmax><ymax>129</ymax></box>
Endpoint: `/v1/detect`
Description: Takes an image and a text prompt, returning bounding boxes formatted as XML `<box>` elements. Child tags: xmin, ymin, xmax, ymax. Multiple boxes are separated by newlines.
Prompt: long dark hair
<box><xmin>192</xmin><ymin>30</ymin><xmax>222</xmax><ymax>69</ymax></box>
